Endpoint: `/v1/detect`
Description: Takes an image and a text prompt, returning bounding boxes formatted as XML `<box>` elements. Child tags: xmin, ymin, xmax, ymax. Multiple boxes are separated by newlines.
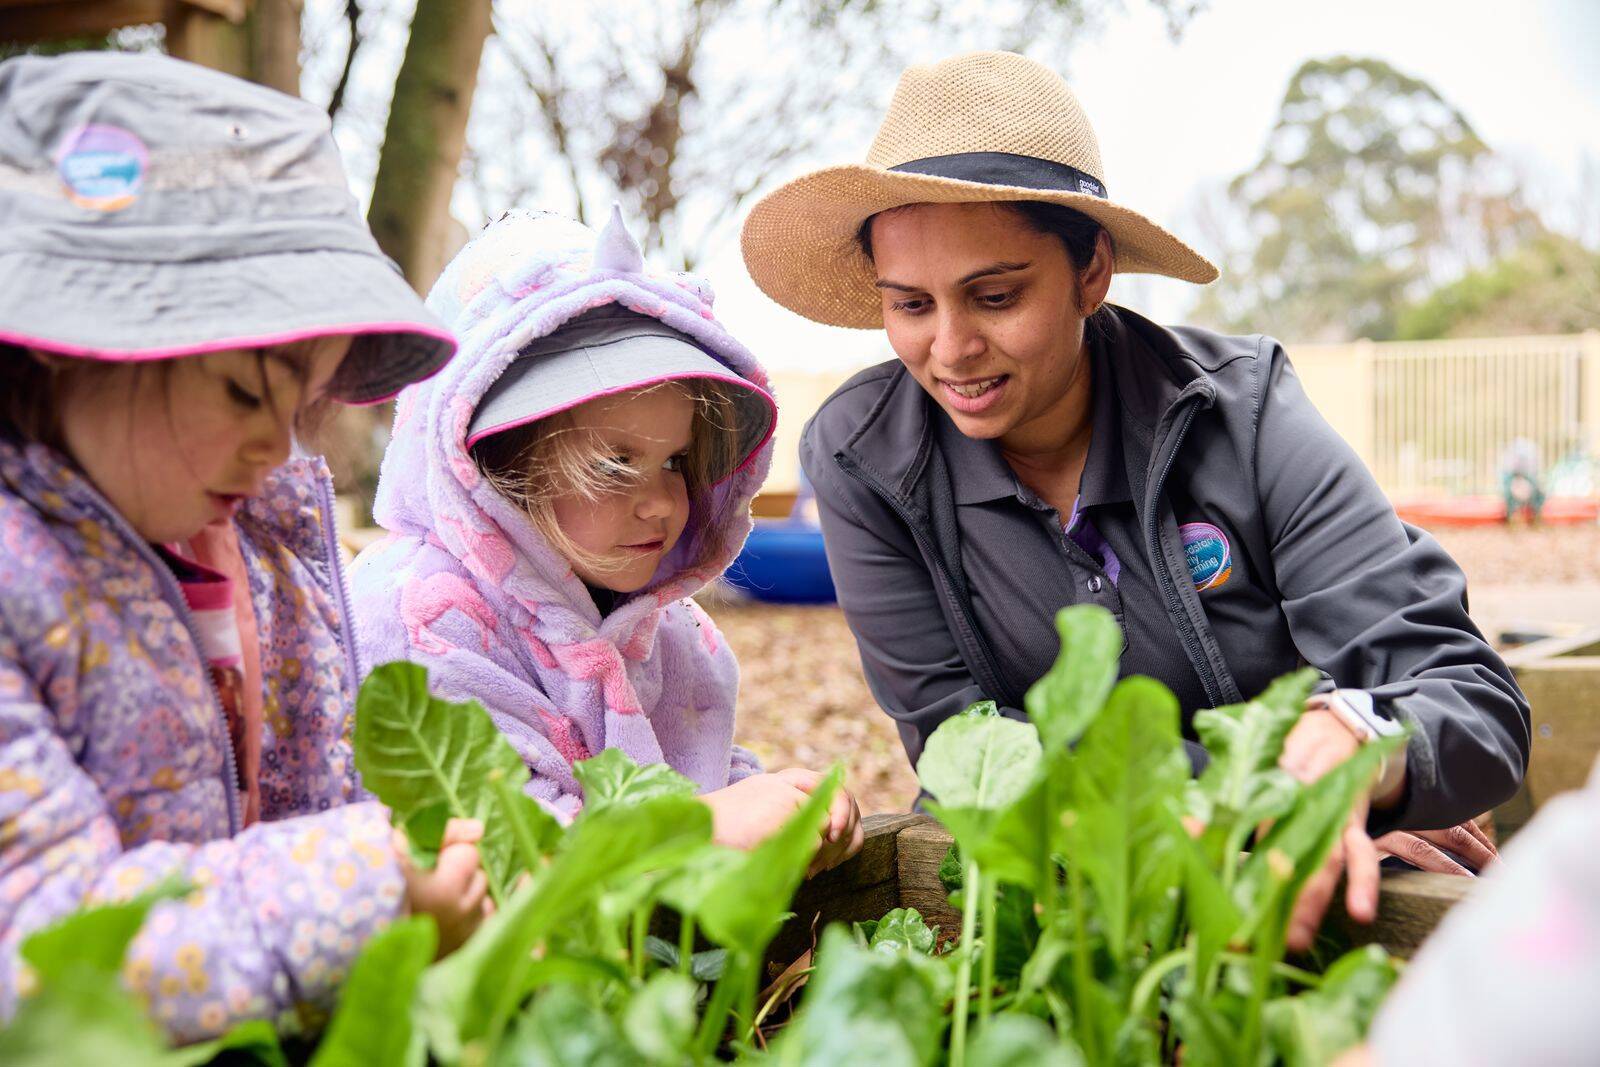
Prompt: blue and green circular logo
<box><xmin>56</xmin><ymin>124</ymin><xmax>147</xmax><ymax>212</ymax></box>
<box><xmin>1180</xmin><ymin>522</ymin><xmax>1232</xmax><ymax>591</ymax></box>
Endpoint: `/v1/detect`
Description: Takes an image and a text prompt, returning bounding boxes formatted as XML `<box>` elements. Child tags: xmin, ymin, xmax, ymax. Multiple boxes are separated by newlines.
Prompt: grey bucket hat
<box><xmin>0</xmin><ymin>51</ymin><xmax>455</xmax><ymax>404</ymax></box>
<box><xmin>468</xmin><ymin>304</ymin><xmax>776</xmax><ymax>481</ymax></box>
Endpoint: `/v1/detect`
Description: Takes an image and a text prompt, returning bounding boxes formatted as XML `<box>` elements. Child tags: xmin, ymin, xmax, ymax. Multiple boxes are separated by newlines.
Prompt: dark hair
<box><xmin>855</xmin><ymin>200</ymin><xmax>1113</xmax><ymax>314</ymax></box>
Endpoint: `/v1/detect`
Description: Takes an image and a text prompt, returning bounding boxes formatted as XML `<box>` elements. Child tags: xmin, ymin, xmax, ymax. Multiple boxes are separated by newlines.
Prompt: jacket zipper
<box><xmin>70</xmin><ymin>487</ymin><xmax>244</xmax><ymax>835</ymax></box>
<box><xmin>315</xmin><ymin>472</ymin><xmax>365</xmax><ymax>694</ymax></box>
<box><xmin>1144</xmin><ymin>397</ymin><xmax>1224</xmax><ymax>708</ymax></box>
<box><xmin>836</xmin><ymin>459</ymin><xmax>1012</xmax><ymax>705</ymax></box>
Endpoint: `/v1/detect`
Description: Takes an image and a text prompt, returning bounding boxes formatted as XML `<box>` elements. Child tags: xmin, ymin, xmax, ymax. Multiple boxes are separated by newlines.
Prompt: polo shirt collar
<box><xmin>941</xmin><ymin>334</ymin><xmax>1131</xmax><ymax>509</ymax></box>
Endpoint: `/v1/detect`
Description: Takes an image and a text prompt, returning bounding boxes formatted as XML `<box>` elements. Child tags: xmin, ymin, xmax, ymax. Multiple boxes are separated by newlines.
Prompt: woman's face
<box><xmin>868</xmin><ymin>202</ymin><xmax>1109</xmax><ymax>448</ymax></box>
<box><xmin>46</xmin><ymin>342</ymin><xmax>347</xmax><ymax>544</ymax></box>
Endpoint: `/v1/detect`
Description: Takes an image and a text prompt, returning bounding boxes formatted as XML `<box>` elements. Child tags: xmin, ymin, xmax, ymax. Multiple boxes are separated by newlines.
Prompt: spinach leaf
<box><xmin>1024</xmin><ymin>605</ymin><xmax>1123</xmax><ymax>752</ymax></box>
<box><xmin>352</xmin><ymin>661</ymin><xmax>532</xmax><ymax>902</ymax></box>
<box><xmin>573</xmin><ymin>749</ymin><xmax>699</xmax><ymax>812</ymax></box>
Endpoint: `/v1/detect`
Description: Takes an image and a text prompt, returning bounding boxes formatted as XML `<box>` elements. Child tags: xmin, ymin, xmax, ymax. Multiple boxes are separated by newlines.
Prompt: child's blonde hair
<box><xmin>471</xmin><ymin>380</ymin><xmax>744</xmax><ymax>577</ymax></box>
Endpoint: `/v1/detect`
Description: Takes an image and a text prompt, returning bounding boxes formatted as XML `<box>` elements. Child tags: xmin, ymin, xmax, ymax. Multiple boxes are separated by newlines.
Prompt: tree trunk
<box><xmin>367</xmin><ymin>0</ymin><xmax>492</xmax><ymax>292</ymax></box>
<box><xmin>244</xmin><ymin>0</ymin><xmax>301</xmax><ymax>95</ymax></box>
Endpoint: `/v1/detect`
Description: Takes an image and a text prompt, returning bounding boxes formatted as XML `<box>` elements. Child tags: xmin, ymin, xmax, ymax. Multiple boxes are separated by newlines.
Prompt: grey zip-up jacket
<box><xmin>800</xmin><ymin>305</ymin><xmax>1529</xmax><ymax>833</ymax></box>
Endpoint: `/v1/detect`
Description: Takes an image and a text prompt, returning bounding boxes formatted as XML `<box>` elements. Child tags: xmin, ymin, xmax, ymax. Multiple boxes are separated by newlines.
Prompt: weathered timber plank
<box><xmin>0</xmin><ymin>0</ymin><xmax>164</xmax><ymax>41</ymax></box>
<box><xmin>766</xmin><ymin>813</ymin><xmax>922</xmax><ymax>970</ymax></box>
<box><xmin>1326</xmin><ymin>870</ymin><xmax>1472</xmax><ymax>958</ymax></box>
<box><xmin>895</xmin><ymin>819</ymin><xmax>961</xmax><ymax>942</ymax></box>
<box><xmin>1509</xmin><ymin>657</ymin><xmax>1600</xmax><ymax>810</ymax></box>
<box><xmin>1503</xmin><ymin>626</ymin><xmax>1600</xmax><ymax>668</ymax></box>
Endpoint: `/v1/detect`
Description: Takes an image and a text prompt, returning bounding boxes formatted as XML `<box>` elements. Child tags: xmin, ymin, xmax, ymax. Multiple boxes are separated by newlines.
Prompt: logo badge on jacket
<box><xmin>1180</xmin><ymin>522</ymin><xmax>1232</xmax><ymax>591</ymax></box>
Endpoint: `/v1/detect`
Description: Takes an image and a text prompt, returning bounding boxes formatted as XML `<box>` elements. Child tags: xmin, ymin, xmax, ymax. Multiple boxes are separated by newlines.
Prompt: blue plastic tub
<box><xmin>724</xmin><ymin>520</ymin><xmax>837</xmax><ymax>604</ymax></box>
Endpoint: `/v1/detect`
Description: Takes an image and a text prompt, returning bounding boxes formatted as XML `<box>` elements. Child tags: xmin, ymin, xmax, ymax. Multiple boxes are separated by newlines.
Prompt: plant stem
<box><xmin>1067</xmin><ymin>857</ymin><xmax>1101</xmax><ymax>1065</ymax></box>
<box><xmin>750</xmin><ymin>966</ymin><xmax>814</xmax><ymax>1037</ymax></box>
<box><xmin>1216</xmin><ymin>952</ymin><xmax>1323</xmax><ymax>989</ymax></box>
<box><xmin>1239</xmin><ymin>903</ymin><xmax>1286</xmax><ymax>1063</ymax></box>
<box><xmin>1129</xmin><ymin>947</ymin><xmax>1189</xmax><ymax>1019</ymax></box>
<box><xmin>491</xmin><ymin>774</ymin><xmax>541</xmax><ymax>901</ymax></box>
<box><xmin>694</xmin><ymin>951</ymin><xmax>747</xmax><ymax>1057</ymax></box>
<box><xmin>978</xmin><ymin>873</ymin><xmax>999</xmax><ymax>1026</ymax></box>
<box><xmin>679</xmin><ymin>914</ymin><xmax>695</xmax><ymax>977</ymax></box>
<box><xmin>631</xmin><ymin>906</ymin><xmax>649</xmax><ymax>982</ymax></box>
<box><xmin>950</xmin><ymin>858</ymin><xmax>981</xmax><ymax>1067</ymax></box>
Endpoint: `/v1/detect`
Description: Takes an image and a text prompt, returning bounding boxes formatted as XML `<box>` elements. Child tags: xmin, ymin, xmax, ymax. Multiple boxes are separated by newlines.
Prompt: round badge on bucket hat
<box><xmin>740</xmin><ymin>50</ymin><xmax>1218</xmax><ymax>329</ymax></box>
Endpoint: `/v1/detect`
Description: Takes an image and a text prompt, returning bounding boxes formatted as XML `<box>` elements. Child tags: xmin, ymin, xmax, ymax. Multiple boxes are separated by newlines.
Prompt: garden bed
<box><xmin>1495</xmin><ymin>625</ymin><xmax>1600</xmax><ymax>837</ymax></box>
<box><xmin>777</xmin><ymin>813</ymin><xmax>1473</xmax><ymax>970</ymax></box>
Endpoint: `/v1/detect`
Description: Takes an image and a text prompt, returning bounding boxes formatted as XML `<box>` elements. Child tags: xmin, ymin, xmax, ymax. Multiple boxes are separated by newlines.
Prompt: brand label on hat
<box><xmin>56</xmin><ymin>124</ymin><xmax>147</xmax><ymax>212</ymax></box>
<box><xmin>1180</xmin><ymin>521</ymin><xmax>1232</xmax><ymax>591</ymax></box>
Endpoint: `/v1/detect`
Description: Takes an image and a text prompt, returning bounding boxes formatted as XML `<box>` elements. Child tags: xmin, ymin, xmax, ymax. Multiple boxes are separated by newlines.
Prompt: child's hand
<box><xmin>702</xmin><ymin>769</ymin><xmax>864</xmax><ymax>877</ymax></box>
<box><xmin>773</xmin><ymin>768</ymin><xmax>864</xmax><ymax>876</ymax></box>
<box><xmin>393</xmin><ymin>816</ymin><xmax>490</xmax><ymax>957</ymax></box>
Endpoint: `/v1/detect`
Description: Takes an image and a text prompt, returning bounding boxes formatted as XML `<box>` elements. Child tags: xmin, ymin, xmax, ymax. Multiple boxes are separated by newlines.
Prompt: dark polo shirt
<box><xmin>936</xmin><ymin>336</ymin><xmax>1214</xmax><ymax>727</ymax></box>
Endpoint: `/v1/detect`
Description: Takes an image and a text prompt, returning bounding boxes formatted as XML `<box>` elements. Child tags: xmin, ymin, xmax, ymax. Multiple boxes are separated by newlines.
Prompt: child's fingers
<box><xmin>440</xmin><ymin>817</ymin><xmax>484</xmax><ymax>847</ymax></box>
<box><xmin>462</xmin><ymin>868</ymin><xmax>490</xmax><ymax>914</ymax></box>
<box><xmin>434</xmin><ymin>841</ymin><xmax>482</xmax><ymax>887</ymax></box>
<box><xmin>775</xmin><ymin>767</ymin><xmax>824</xmax><ymax>793</ymax></box>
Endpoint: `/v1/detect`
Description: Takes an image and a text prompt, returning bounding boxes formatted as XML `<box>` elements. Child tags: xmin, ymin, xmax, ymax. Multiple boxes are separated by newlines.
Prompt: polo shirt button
<box><xmin>1087</xmin><ymin>575</ymin><xmax>1104</xmax><ymax>594</ymax></box>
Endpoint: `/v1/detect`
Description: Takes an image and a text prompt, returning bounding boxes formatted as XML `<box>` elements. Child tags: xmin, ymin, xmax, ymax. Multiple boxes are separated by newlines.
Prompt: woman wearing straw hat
<box><xmin>742</xmin><ymin>51</ymin><xmax>1526</xmax><ymax>949</ymax></box>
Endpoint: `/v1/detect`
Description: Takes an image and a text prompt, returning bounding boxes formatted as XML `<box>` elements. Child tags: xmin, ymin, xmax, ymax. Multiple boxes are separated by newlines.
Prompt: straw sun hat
<box><xmin>740</xmin><ymin>50</ymin><xmax>1218</xmax><ymax>329</ymax></box>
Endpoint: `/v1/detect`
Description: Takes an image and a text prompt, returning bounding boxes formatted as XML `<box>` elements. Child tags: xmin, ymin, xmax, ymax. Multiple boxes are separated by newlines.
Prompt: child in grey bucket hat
<box><xmin>0</xmin><ymin>50</ymin><xmax>455</xmax><ymax>401</ymax></box>
<box><xmin>0</xmin><ymin>52</ymin><xmax>485</xmax><ymax>1044</ymax></box>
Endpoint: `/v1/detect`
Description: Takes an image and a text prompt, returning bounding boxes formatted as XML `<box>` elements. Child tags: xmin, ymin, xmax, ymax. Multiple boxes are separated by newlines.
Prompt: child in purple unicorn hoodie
<box><xmin>351</xmin><ymin>207</ymin><xmax>864</xmax><ymax>867</ymax></box>
<box><xmin>0</xmin><ymin>53</ymin><xmax>488</xmax><ymax>1043</ymax></box>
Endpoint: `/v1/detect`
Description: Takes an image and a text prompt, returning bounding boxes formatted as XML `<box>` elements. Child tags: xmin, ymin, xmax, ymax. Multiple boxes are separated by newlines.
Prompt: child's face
<box><xmin>552</xmin><ymin>387</ymin><xmax>694</xmax><ymax>593</ymax></box>
<box><xmin>46</xmin><ymin>342</ymin><xmax>348</xmax><ymax>544</ymax></box>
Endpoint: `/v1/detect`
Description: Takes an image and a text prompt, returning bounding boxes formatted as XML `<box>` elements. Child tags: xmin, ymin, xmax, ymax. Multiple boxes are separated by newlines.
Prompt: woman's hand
<box><xmin>1278</xmin><ymin>706</ymin><xmax>1380</xmax><ymax>952</ymax></box>
<box><xmin>702</xmin><ymin>769</ymin><xmax>865</xmax><ymax>877</ymax></box>
<box><xmin>394</xmin><ymin>816</ymin><xmax>491</xmax><ymax>958</ymax></box>
<box><xmin>1278</xmin><ymin>706</ymin><xmax>1498</xmax><ymax>950</ymax></box>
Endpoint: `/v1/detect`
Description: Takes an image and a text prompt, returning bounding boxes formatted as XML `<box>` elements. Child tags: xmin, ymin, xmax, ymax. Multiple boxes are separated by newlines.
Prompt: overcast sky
<box><xmin>702</xmin><ymin>0</ymin><xmax>1600</xmax><ymax>372</ymax></box>
<box><xmin>307</xmin><ymin>0</ymin><xmax>1600</xmax><ymax>372</ymax></box>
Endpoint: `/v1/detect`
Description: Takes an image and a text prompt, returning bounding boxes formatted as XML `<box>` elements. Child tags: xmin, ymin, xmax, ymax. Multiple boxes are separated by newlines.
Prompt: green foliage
<box><xmin>353</xmin><ymin>661</ymin><xmax>535</xmax><ymax>902</ymax></box>
<box><xmin>907</xmin><ymin>604</ymin><xmax>1403</xmax><ymax>1065</ymax></box>
<box><xmin>1395</xmin><ymin>232</ymin><xmax>1600</xmax><ymax>339</ymax></box>
<box><xmin>8</xmin><ymin>617</ymin><xmax>1403</xmax><ymax>1065</ymax></box>
<box><xmin>1192</xmin><ymin>54</ymin><xmax>1544</xmax><ymax>341</ymax></box>
<box><xmin>309</xmin><ymin>917</ymin><xmax>436</xmax><ymax>1067</ymax></box>
<box><xmin>854</xmin><ymin>908</ymin><xmax>940</xmax><ymax>956</ymax></box>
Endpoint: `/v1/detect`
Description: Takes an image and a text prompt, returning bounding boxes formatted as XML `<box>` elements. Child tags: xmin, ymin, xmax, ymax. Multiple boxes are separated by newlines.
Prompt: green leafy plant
<box><xmin>910</xmin><ymin>605</ymin><xmax>1406</xmax><ymax>1066</ymax></box>
<box><xmin>3</xmin><ymin>619</ymin><xmax>1407</xmax><ymax>1066</ymax></box>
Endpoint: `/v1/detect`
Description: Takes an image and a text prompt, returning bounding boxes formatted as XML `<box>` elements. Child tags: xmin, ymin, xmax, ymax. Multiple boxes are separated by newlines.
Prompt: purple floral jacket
<box><xmin>0</xmin><ymin>436</ymin><xmax>404</xmax><ymax>1043</ymax></box>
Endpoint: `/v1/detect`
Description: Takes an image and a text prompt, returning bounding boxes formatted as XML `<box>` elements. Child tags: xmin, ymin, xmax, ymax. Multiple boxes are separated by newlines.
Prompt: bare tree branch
<box><xmin>326</xmin><ymin>0</ymin><xmax>361</xmax><ymax>120</ymax></box>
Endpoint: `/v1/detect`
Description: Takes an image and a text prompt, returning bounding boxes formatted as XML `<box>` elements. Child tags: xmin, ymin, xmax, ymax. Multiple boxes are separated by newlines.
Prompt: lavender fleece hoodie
<box><xmin>0</xmin><ymin>440</ymin><xmax>403</xmax><ymax>1042</ymax></box>
<box><xmin>350</xmin><ymin>210</ymin><xmax>774</xmax><ymax>819</ymax></box>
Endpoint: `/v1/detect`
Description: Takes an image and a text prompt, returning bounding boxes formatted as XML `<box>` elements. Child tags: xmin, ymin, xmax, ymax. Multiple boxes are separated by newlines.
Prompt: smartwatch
<box><xmin>1308</xmin><ymin>689</ymin><xmax>1407</xmax><ymax>802</ymax></box>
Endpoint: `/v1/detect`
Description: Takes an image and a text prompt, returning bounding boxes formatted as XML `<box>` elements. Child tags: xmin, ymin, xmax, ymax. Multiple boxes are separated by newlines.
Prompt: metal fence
<box><xmin>1290</xmin><ymin>332</ymin><xmax>1600</xmax><ymax>498</ymax></box>
<box><xmin>762</xmin><ymin>332</ymin><xmax>1600</xmax><ymax>500</ymax></box>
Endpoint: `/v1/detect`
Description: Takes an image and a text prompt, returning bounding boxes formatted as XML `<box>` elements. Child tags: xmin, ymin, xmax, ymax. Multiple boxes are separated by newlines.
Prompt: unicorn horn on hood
<box><xmin>593</xmin><ymin>202</ymin><xmax>645</xmax><ymax>274</ymax></box>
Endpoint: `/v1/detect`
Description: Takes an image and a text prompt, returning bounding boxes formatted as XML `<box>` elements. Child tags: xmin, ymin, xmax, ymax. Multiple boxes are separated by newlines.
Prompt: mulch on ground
<box><xmin>700</xmin><ymin>521</ymin><xmax>1600</xmax><ymax>816</ymax></box>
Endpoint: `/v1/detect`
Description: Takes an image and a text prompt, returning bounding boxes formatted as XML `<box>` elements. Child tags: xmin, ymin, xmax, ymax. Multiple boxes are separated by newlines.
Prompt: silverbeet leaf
<box><xmin>1024</xmin><ymin>604</ymin><xmax>1123</xmax><ymax>751</ymax></box>
<box><xmin>573</xmin><ymin>748</ymin><xmax>699</xmax><ymax>812</ymax></box>
<box><xmin>353</xmin><ymin>661</ymin><xmax>532</xmax><ymax>903</ymax></box>
<box><xmin>309</xmin><ymin>916</ymin><xmax>436</xmax><ymax>1067</ymax></box>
